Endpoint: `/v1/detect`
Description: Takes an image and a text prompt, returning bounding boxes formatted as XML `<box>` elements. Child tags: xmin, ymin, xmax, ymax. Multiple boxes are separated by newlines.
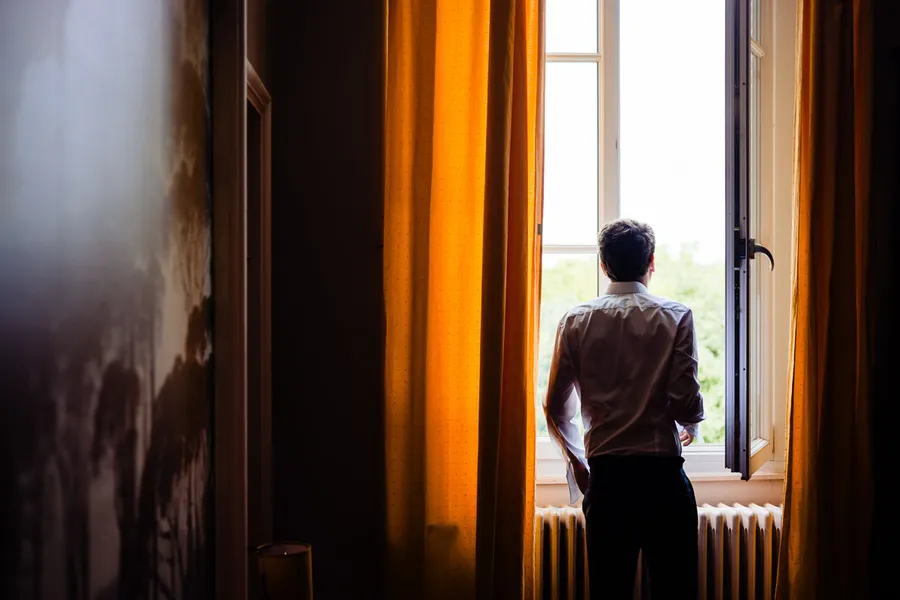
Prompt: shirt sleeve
<box><xmin>668</xmin><ymin>309</ymin><xmax>706</xmax><ymax>432</ymax></box>
<box><xmin>543</xmin><ymin>314</ymin><xmax>586</xmax><ymax>504</ymax></box>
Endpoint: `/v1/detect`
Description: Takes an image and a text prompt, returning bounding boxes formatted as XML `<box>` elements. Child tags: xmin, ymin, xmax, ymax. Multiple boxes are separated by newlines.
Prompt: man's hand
<box><xmin>679</xmin><ymin>428</ymin><xmax>695</xmax><ymax>447</ymax></box>
<box><xmin>572</xmin><ymin>460</ymin><xmax>590</xmax><ymax>494</ymax></box>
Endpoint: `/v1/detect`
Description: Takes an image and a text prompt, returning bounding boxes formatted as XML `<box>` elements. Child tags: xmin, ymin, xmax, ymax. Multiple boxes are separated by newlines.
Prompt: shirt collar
<box><xmin>606</xmin><ymin>281</ymin><xmax>649</xmax><ymax>295</ymax></box>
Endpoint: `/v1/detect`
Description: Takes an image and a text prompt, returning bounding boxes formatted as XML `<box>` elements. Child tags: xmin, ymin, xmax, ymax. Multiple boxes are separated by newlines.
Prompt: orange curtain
<box><xmin>383</xmin><ymin>0</ymin><xmax>544</xmax><ymax>598</ymax></box>
<box><xmin>777</xmin><ymin>0</ymin><xmax>874</xmax><ymax>598</ymax></box>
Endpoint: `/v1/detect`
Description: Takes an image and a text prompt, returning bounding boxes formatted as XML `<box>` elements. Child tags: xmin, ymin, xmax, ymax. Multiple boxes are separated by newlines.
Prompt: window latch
<box><xmin>735</xmin><ymin>234</ymin><xmax>775</xmax><ymax>271</ymax></box>
<box><xmin>748</xmin><ymin>239</ymin><xmax>775</xmax><ymax>271</ymax></box>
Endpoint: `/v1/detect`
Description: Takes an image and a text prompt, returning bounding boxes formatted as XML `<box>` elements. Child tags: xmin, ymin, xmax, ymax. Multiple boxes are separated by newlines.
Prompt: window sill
<box><xmin>535</xmin><ymin>464</ymin><xmax>783</xmax><ymax>487</ymax></box>
<box><xmin>535</xmin><ymin>439</ymin><xmax>784</xmax><ymax>507</ymax></box>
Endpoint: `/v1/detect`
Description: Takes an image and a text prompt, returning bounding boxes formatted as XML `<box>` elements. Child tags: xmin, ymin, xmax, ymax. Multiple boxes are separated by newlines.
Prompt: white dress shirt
<box><xmin>544</xmin><ymin>281</ymin><xmax>705</xmax><ymax>502</ymax></box>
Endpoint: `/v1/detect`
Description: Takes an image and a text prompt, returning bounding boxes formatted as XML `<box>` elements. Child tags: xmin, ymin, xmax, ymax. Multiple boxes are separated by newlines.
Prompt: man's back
<box><xmin>544</xmin><ymin>218</ymin><xmax>702</xmax><ymax>600</ymax></box>
<box><xmin>555</xmin><ymin>281</ymin><xmax>704</xmax><ymax>458</ymax></box>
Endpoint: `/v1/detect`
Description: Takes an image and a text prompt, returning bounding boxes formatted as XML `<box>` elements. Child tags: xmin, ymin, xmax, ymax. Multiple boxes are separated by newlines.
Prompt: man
<box><xmin>544</xmin><ymin>218</ymin><xmax>704</xmax><ymax>600</ymax></box>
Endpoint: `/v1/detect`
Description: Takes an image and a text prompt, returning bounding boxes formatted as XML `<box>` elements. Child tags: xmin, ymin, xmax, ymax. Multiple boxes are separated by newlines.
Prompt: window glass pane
<box><xmin>536</xmin><ymin>254</ymin><xmax>599</xmax><ymax>436</ymax></box>
<box><xmin>547</xmin><ymin>0</ymin><xmax>598</xmax><ymax>53</ymax></box>
<box><xmin>543</xmin><ymin>62</ymin><xmax>598</xmax><ymax>246</ymax></box>
<box><xmin>749</xmin><ymin>53</ymin><xmax>761</xmax><ymax>440</ymax></box>
<box><xmin>619</xmin><ymin>0</ymin><xmax>725</xmax><ymax>444</ymax></box>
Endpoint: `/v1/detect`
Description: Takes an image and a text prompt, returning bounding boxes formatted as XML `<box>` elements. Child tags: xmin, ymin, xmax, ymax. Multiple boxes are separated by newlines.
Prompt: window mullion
<box><xmin>599</xmin><ymin>0</ymin><xmax>619</xmax><ymax>295</ymax></box>
<box><xmin>542</xmin><ymin>244</ymin><xmax>598</xmax><ymax>255</ymax></box>
<box><xmin>546</xmin><ymin>53</ymin><xmax>601</xmax><ymax>63</ymax></box>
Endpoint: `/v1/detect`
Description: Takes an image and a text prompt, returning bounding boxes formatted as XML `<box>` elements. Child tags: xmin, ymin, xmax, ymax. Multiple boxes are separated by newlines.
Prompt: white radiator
<box><xmin>534</xmin><ymin>503</ymin><xmax>783</xmax><ymax>600</ymax></box>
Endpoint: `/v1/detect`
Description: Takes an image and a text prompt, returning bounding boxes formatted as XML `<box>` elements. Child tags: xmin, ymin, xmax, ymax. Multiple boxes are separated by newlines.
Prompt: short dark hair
<box><xmin>597</xmin><ymin>218</ymin><xmax>656</xmax><ymax>282</ymax></box>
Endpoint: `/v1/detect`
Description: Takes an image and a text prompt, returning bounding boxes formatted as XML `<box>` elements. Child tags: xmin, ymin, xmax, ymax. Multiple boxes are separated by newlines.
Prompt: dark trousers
<box><xmin>583</xmin><ymin>456</ymin><xmax>698</xmax><ymax>600</ymax></box>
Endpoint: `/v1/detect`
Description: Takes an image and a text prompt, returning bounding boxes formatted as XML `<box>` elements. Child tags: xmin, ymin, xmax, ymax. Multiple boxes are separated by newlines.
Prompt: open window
<box><xmin>536</xmin><ymin>0</ymin><xmax>790</xmax><ymax>484</ymax></box>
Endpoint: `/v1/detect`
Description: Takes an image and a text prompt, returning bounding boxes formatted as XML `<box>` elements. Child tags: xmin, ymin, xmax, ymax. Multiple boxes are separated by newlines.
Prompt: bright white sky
<box><xmin>544</xmin><ymin>0</ymin><xmax>725</xmax><ymax>264</ymax></box>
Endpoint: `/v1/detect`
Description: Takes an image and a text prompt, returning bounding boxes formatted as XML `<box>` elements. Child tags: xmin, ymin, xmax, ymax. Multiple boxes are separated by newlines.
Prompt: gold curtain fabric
<box><xmin>383</xmin><ymin>0</ymin><xmax>544</xmax><ymax>598</ymax></box>
<box><xmin>778</xmin><ymin>0</ymin><xmax>874</xmax><ymax>597</ymax></box>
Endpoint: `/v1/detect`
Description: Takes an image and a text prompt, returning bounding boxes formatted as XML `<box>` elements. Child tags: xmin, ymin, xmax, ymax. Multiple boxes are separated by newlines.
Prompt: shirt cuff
<box><xmin>565</xmin><ymin>461</ymin><xmax>583</xmax><ymax>505</ymax></box>
<box><xmin>682</xmin><ymin>422</ymin><xmax>703</xmax><ymax>443</ymax></box>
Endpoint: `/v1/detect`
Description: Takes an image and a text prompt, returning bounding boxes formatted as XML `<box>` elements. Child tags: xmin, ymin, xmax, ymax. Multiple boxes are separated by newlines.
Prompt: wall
<box><xmin>869</xmin><ymin>0</ymin><xmax>899</xmax><ymax>593</ymax></box>
<box><xmin>267</xmin><ymin>1</ymin><xmax>386</xmax><ymax>599</ymax></box>
<box><xmin>0</xmin><ymin>1</ymin><xmax>213</xmax><ymax>598</ymax></box>
<box><xmin>536</xmin><ymin>474</ymin><xmax>784</xmax><ymax>508</ymax></box>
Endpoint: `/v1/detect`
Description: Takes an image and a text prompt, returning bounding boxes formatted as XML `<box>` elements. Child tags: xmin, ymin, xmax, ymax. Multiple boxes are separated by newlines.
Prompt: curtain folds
<box><xmin>777</xmin><ymin>0</ymin><xmax>874</xmax><ymax>598</ymax></box>
<box><xmin>383</xmin><ymin>0</ymin><xmax>544</xmax><ymax>598</ymax></box>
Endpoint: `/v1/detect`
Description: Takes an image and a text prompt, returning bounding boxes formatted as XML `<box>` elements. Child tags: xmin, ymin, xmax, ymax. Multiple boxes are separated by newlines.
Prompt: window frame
<box><xmin>537</xmin><ymin>0</ymin><xmax>789</xmax><ymax>485</ymax></box>
<box><xmin>725</xmin><ymin>0</ymin><xmax>753</xmax><ymax>479</ymax></box>
<box><xmin>541</xmin><ymin>0</ymin><xmax>615</xmax><ymax>266</ymax></box>
<box><xmin>728</xmin><ymin>0</ymin><xmax>778</xmax><ymax>478</ymax></box>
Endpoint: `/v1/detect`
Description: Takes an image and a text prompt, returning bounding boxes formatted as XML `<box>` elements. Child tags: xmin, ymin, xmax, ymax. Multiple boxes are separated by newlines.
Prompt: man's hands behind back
<box><xmin>573</xmin><ymin>460</ymin><xmax>590</xmax><ymax>495</ymax></box>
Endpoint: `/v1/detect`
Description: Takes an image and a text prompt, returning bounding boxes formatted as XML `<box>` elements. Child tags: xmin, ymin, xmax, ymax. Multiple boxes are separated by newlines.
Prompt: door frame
<box><xmin>246</xmin><ymin>58</ymin><xmax>273</xmax><ymax>548</ymax></box>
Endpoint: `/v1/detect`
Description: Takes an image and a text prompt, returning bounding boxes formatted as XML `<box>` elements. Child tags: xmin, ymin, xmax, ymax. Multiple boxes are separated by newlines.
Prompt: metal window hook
<box><xmin>749</xmin><ymin>238</ymin><xmax>775</xmax><ymax>271</ymax></box>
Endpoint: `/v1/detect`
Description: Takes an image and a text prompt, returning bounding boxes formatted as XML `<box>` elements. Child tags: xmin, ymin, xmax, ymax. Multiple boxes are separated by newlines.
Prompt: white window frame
<box><xmin>537</xmin><ymin>0</ymin><xmax>793</xmax><ymax>485</ymax></box>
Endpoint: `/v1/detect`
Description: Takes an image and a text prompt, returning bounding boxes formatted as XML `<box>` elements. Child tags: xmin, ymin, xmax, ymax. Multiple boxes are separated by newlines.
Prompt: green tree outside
<box><xmin>535</xmin><ymin>244</ymin><xmax>725</xmax><ymax>444</ymax></box>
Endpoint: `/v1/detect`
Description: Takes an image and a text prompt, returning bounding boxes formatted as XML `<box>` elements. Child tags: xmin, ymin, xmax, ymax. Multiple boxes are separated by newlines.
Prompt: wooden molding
<box><xmin>212</xmin><ymin>0</ymin><xmax>247</xmax><ymax>598</ymax></box>
<box><xmin>247</xmin><ymin>61</ymin><xmax>272</xmax><ymax>111</ymax></box>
